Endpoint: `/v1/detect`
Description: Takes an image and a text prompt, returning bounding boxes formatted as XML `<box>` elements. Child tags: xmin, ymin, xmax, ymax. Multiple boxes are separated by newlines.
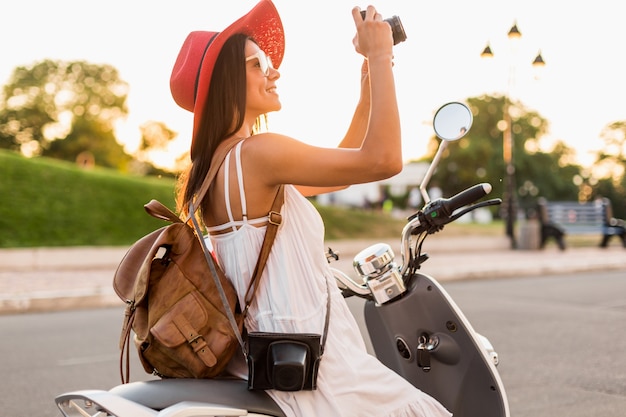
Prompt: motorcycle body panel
<box><xmin>109</xmin><ymin>378</ymin><xmax>286</xmax><ymax>416</ymax></box>
<box><xmin>364</xmin><ymin>272</ymin><xmax>509</xmax><ymax>417</ymax></box>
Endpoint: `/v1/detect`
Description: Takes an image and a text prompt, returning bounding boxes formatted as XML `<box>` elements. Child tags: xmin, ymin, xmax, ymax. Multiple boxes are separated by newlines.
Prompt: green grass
<box><xmin>1</xmin><ymin>150</ymin><xmax>176</xmax><ymax>247</ymax></box>
<box><xmin>316</xmin><ymin>205</ymin><xmax>406</xmax><ymax>240</ymax></box>
<box><xmin>0</xmin><ymin>149</ymin><xmax>509</xmax><ymax>248</ymax></box>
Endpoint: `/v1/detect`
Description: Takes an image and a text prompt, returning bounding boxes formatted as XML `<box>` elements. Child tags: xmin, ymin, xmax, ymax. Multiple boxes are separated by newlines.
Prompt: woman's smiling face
<box><xmin>245</xmin><ymin>39</ymin><xmax>281</xmax><ymax>117</ymax></box>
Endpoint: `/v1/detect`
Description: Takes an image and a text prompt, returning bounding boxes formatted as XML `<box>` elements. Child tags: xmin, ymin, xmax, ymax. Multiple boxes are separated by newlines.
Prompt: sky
<box><xmin>2</xmin><ymin>0</ymin><xmax>624</xmax><ymax>170</ymax></box>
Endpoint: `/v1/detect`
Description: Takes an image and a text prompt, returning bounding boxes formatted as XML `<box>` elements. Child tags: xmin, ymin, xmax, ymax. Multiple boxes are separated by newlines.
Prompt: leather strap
<box><xmin>190</xmin><ymin>210</ymin><xmax>246</xmax><ymax>350</ymax></box>
<box><xmin>320</xmin><ymin>280</ymin><xmax>331</xmax><ymax>354</ymax></box>
<box><xmin>188</xmin><ymin>137</ymin><xmax>285</xmax><ymax>353</ymax></box>
<box><xmin>188</xmin><ymin>136</ymin><xmax>247</xmax><ymax>218</ymax></box>
<box><xmin>119</xmin><ymin>307</ymin><xmax>135</xmax><ymax>383</ymax></box>
<box><xmin>242</xmin><ymin>185</ymin><xmax>284</xmax><ymax>318</ymax></box>
<box><xmin>189</xmin><ymin>137</ymin><xmax>327</xmax><ymax>355</ymax></box>
<box><xmin>241</xmin><ymin>189</ymin><xmax>331</xmax><ymax>356</ymax></box>
<box><xmin>145</xmin><ymin>200</ymin><xmax>183</xmax><ymax>223</ymax></box>
<box><xmin>173</xmin><ymin>315</ymin><xmax>217</xmax><ymax>367</ymax></box>
<box><xmin>190</xmin><ymin>187</ymin><xmax>284</xmax><ymax>353</ymax></box>
<box><xmin>193</xmin><ymin>182</ymin><xmax>330</xmax><ymax>357</ymax></box>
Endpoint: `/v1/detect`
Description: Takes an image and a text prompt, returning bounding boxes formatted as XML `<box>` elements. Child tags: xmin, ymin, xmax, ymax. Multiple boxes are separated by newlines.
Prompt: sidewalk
<box><xmin>1</xmin><ymin>235</ymin><xmax>624</xmax><ymax>314</ymax></box>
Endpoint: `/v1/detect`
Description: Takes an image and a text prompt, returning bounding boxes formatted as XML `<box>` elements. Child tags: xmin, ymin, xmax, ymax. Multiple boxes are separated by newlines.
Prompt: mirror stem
<box><xmin>419</xmin><ymin>140</ymin><xmax>449</xmax><ymax>204</ymax></box>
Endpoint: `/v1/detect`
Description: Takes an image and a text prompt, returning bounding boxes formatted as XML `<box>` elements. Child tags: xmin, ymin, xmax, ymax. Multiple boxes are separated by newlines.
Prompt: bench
<box><xmin>537</xmin><ymin>197</ymin><xmax>626</xmax><ymax>250</ymax></box>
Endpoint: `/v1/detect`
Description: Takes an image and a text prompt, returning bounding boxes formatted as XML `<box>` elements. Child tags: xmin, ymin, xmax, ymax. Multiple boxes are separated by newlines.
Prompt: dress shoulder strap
<box><xmin>207</xmin><ymin>141</ymin><xmax>267</xmax><ymax>233</ymax></box>
<box><xmin>234</xmin><ymin>141</ymin><xmax>248</xmax><ymax>222</ymax></box>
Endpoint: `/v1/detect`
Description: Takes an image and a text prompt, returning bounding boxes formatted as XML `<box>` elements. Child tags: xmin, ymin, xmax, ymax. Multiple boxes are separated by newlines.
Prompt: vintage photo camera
<box><xmin>360</xmin><ymin>10</ymin><xmax>407</xmax><ymax>45</ymax></box>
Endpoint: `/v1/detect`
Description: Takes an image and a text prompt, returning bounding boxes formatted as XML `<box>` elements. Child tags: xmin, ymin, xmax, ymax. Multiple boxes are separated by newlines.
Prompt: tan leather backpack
<box><xmin>112</xmin><ymin>137</ymin><xmax>283</xmax><ymax>383</ymax></box>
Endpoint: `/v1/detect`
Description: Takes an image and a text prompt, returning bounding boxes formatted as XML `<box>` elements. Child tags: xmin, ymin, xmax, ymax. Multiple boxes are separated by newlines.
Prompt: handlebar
<box><xmin>443</xmin><ymin>183</ymin><xmax>492</xmax><ymax>214</ymax></box>
<box><xmin>331</xmin><ymin>182</ymin><xmax>500</xmax><ymax>296</ymax></box>
<box><xmin>410</xmin><ymin>183</ymin><xmax>493</xmax><ymax>231</ymax></box>
<box><xmin>399</xmin><ymin>183</ymin><xmax>498</xmax><ymax>276</ymax></box>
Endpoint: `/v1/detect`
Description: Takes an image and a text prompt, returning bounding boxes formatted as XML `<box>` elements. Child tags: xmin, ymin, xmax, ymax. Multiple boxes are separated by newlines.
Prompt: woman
<box><xmin>171</xmin><ymin>1</ymin><xmax>451</xmax><ymax>416</ymax></box>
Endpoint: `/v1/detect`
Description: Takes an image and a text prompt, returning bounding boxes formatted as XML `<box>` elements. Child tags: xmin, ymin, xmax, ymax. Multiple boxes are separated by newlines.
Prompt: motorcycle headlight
<box><xmin>353</xmin><ymin>243</ymin><xmax>406</xmax><ymax>304</ymax></box>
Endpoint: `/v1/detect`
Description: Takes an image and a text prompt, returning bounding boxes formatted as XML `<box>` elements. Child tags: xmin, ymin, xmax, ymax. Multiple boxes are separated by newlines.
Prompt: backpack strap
<box><xmin>242</xmin><ymin>185</ymin><xmax>284</xmax><ymax>318</ymax></box>
<box><xmin>113</xmin><ymin>137</ymin><xmax>245</xmax><ymax>305</ymax></box>
<box><xmin>190</xmin><ymin>185</ymin><xmax>285</xmax><ymax>353</ymax></box>
<box><xmin>117</xmin><ymin>136</ymin><xmax>248</xmax><ymax>383</ymax></box>
<box><xmin>188</xmin><ymin>136</ymin><xmax>247</xmax><ymax>219</ymax></box>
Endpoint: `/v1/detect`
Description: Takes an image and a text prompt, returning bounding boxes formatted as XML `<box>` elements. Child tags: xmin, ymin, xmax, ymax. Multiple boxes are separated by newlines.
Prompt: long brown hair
<box><xmin>176</xmin><ymin>33</ymin><xmax>249</xmax><ymax>217</ymax></box>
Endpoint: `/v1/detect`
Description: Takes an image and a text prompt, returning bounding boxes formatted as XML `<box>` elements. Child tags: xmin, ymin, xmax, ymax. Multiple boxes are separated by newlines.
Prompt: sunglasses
<box><xmin>245</xmin><ymin>50</ymin><xmax>274</xmax><ymax>77</ymax></box>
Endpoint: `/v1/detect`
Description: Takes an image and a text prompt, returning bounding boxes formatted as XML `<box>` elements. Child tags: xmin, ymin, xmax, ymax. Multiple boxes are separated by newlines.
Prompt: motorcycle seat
<box><xmin>109</xmin><ymin>378</ymin><xmax>286</xmax><ymax>416</ymax></box>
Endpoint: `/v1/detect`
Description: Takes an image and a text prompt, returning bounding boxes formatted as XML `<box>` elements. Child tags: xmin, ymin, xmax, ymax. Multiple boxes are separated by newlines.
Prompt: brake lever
<box><xmin>410</xmin><ymin>198</ymin><xmax>502</xmax><ymax>236</ymax></box>
<box><xmin>448</xmin><ymin>198</ymin><xmax>503</xmax><ymax>222</ymax></box>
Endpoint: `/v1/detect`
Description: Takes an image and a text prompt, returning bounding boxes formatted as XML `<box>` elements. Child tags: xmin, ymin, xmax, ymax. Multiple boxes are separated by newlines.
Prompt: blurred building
<box><xmin>316</xmin><ymin>162</ymin><xmax>429</xmax><ymax>208</ymax></box>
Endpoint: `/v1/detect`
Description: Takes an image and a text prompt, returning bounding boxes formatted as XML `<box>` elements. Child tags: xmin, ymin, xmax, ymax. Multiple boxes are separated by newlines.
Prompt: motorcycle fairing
<box><xmin>364</xmin><ymin>272</ymin><xmax>510</xmax><ymax>417</ymax></box>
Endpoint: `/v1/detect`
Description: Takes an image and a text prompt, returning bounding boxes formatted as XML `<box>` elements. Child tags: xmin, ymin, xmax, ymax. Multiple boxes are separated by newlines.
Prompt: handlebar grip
<box><xmin>442</xmin><ymin>183</ymin><xmax>492</xmax><ymax>214</ymax></box>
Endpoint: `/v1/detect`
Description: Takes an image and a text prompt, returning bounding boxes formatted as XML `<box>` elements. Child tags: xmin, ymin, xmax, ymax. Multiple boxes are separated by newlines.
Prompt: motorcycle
<box><xmin>55</xmin><ymin>102</ymin><xmax>509</xmax><ymax>417</ymax></box>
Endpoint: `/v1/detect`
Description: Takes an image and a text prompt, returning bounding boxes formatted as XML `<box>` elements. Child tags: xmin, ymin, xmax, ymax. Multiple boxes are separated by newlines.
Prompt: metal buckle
<box><xmin>268</xmin><ymin>211</ymin><xmax>282</xmax><ymax>226</ymax></box>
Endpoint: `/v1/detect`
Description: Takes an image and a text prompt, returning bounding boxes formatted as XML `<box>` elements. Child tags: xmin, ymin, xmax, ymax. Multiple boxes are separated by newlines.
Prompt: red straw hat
<box><xmin>170</xmin><ymin>0</ymin><xmax>285</xmax><ymax>152</ymax></box>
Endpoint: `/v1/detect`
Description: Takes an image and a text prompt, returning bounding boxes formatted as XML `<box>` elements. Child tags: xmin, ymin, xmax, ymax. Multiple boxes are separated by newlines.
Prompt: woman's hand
<box><xmin>351</xmin><ymin>6</ymin><xmax>393</xmax><ymax>60</ymax></box>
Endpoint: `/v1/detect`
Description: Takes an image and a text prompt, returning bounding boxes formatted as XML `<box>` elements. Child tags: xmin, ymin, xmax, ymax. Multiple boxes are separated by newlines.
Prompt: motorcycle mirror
<box><xmin>419</xmin><ymin>102</ymin><xmax>472</xmax><ymax>204</ymax></box>
<box><xmin>433</xmin><ymin>102</ymin><xmax>473</xmax><ymax>141</ymax></box>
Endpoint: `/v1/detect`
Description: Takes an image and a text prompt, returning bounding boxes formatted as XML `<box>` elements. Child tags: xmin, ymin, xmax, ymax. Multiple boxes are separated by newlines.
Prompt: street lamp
<box><xmin>481</xmin><ymin>21</ymin><xmax>545</xmax><ymax>249</ymax></box>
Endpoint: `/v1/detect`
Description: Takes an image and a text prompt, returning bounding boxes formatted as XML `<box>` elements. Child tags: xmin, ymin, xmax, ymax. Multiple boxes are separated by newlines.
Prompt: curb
<box><xmin>0</xmin><ymin>246</ymin><xmax>127</xmax><ymax>272</ymax></box>
<box><xmin>0</xmin><ymin>290</ymin><xmax>121</xmax><ymax>315</ymax></box>
<box><xmin>1</xmin><ymin>239</ymin><xmax>623</xmax><ymax>315</ymax></box>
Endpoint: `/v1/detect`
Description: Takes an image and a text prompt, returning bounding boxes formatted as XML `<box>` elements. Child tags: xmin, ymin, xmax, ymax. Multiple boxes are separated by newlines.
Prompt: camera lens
<box><xmin>385</xmin><ymin>16</ymin><xmax>407</xmax><ymax>45</ymax></box>
<box><xmin>359</xmin><ymin>11</ymin><xmax>407</xmax><ymax>46</ymax></box>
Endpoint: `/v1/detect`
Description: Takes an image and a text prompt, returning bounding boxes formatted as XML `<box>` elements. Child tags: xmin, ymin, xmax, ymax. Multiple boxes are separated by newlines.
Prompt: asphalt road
<box><xmin>445</xmin><ymin>269</ymin><xmax>626</xmax><ymax>417</ymax></box>
<box><xmin>1</xmin><ymin>270</ymin><xmax>625</xmax><ymax>417</ymax></box>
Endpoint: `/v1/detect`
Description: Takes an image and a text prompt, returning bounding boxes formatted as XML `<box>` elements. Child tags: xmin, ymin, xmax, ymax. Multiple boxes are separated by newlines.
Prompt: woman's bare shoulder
<box><xmin>244</xmin><ymin>132</ymin><xmax>316</xmax><ymax>161</ymax></box>
<box><xmin>246</xmin><ymin>131</ymin><xmax>299</xmax><ymax>145</ymax></box>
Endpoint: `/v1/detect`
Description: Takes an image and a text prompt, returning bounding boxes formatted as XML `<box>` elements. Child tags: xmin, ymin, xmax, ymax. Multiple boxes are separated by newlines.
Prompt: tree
<box><xmin>45</xmin><ymin>117</ymin><xmax>133</xmax><ymax>170</ymax></box>
<box><xmin>132</xmin><ymin>120</ymin><xmax>181</xmax><ymax>176</ymax></box>
<box><xmin>139</xmin><ymin>120</ymin><xmax>177</xmax><ymax>152</ymax></box>
<box><xmin>595</xmin><ymin>121</ymin><xmax>626</xmax><ymax>178</ymax></box>
<box><xmin>422</xmin><ymin>95</ymin><xmax>581</xmax><ymax>216</ymax></box>
<box><xmin>0</xmin><ymin>59</ymin><xmax>130</xmax><ymax>169</ymax></box>
<box><xmin>591</xmin><ymin>121</ymin><xmax>626</xmax><ymax>218</ymax></box>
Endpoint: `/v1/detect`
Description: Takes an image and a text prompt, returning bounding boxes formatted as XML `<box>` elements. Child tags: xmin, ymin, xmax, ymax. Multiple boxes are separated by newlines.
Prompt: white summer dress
<box><xmin>207</xmin><ymin>141</ymin><xmax>452</xmax><ymax>417</ymax></box>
